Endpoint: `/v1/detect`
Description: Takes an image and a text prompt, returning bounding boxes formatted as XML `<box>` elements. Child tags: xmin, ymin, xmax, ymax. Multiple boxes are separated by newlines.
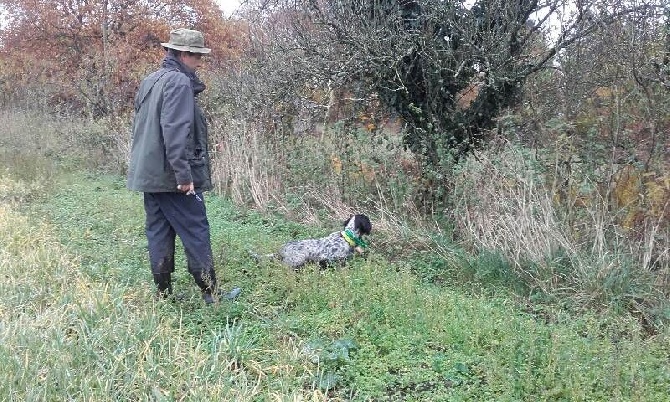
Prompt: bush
<box><xmin>450</xmin><ymin>139</ymin><xmax>668</xmax><ymax>326</ymax></box>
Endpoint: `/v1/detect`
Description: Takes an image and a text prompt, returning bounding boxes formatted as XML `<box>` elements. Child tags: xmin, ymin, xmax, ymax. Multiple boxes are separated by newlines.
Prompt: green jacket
<box><xmin>127</xmin><ymin>56</ymin><xmax>212</xmax><ymax>193</ymax></box>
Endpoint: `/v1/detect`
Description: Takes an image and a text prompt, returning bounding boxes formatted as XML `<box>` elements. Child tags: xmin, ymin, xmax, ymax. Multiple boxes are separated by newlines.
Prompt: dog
<box><xmin>252</xmin><ymin>214</ymin><xmax>372</xmax><ymax>269</ymax></box>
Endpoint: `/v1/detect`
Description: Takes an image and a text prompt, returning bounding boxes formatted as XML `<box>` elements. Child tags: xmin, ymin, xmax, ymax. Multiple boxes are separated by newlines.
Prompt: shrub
<box><xmin>450</xmin><ymin>139</ymin><xmax>668</xmax><ymax>325</ymax></box>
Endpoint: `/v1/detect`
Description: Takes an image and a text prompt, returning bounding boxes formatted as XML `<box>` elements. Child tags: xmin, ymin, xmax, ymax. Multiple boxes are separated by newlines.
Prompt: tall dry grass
<box><xmin>210</xmin><ymin>119</ymin><xmax>283</xmax><ymax>208</ymax></box>
<box><xmin>207</xmin><ymin>109</ymin><xmax>427</xmax><ymax>234</ymax></box>
<box><xmin>0</xmin><ymin>108</ymin><xmax>131</xmax><ymax>175</ymax></box>
<box><xmin>205</xmin><ymin>100</ymin><xmax>668</xmax><ymax>323</ymax></box>
<box><xmin>451</xmin><ymin>142</ymin><xmax>669</xmax><ymax>311</ymax></box>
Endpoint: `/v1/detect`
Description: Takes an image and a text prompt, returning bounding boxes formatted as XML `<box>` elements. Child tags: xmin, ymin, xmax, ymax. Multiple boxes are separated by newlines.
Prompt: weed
<box><xmin>1</xmin><ymin>110</ymin><xmax>669</xmax><ymax>400</ymax></box>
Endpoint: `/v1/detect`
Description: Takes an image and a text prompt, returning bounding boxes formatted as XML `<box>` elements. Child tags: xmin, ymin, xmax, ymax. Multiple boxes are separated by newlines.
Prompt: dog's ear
<box><xmin>355</xmin><ymin>214</ymin><xmax>372</xmax><ymax>235</ymax></box>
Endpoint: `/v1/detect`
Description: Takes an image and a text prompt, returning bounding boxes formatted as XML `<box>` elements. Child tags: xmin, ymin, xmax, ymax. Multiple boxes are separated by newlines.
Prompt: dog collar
<box><xmin>341</xmin><ymin>229</ymin><xmax>368</xmax><ymax>249</ymax></box>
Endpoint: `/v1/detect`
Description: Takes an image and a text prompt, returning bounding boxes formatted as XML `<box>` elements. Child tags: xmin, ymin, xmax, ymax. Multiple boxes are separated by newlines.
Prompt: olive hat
<box><xmin>161</xmin><ymin>28</ymin><xmax>211</xmax><ymax>54</ymax></box>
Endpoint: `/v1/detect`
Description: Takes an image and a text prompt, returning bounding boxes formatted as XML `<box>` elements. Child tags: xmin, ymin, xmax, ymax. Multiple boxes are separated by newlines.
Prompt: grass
<box><xmin>1</xmin><ymin>108</ymin><xmax>668</xmax><ymax>400</ymax></box>
<box><xmin>1</xmin><ymin>164</ymin><xmax>669</xmax><ymax>401</ymax></box>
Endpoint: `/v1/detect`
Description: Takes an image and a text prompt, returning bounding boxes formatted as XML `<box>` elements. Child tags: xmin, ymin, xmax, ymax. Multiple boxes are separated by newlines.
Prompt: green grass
<box><xmin>1</xmin><ymin>165</ymin><xmax>669</xmax><ymax>401</ymax></box>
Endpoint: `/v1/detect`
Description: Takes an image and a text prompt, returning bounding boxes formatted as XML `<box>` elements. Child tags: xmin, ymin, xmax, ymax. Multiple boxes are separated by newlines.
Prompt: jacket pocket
<box><xmin>189</xmin><ymin>156</ymin><xmax>211</xmax><ymax>191</ymax></box>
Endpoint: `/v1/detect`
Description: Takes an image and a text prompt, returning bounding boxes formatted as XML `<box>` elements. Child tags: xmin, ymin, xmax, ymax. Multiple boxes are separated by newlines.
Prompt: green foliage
<box><xmin>303</xmin><ymin>338</ymin><xmax>358</xmax><ymax>391</ymax></box>
<box><xmin>2</xmin><ymin>84</ymin><xmax>670</xmax><ymax>400</ymax></box>
<box><xmin>1</xmin><ymin>162</ymin><xmax>670</xmax><ymax>400</ymax></box>
<box><xmin>283</xmin><ymin>0</ymin><xmax>541</xmax><ymax>159</ymax></box>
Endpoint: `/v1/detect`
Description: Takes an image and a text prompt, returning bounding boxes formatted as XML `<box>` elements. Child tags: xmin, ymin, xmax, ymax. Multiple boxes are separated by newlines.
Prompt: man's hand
<box><xmin>177</xmin><ymin>182</ymin><xmax>195</xmax><ymax>194</ymax></box>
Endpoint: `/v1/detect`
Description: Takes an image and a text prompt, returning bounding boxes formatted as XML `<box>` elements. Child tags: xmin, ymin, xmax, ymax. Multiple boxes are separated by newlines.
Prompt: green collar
<box><xmin>341</xmin><ymin>229</ymin><xmax>368</xmax><ymax>249</ymax></box>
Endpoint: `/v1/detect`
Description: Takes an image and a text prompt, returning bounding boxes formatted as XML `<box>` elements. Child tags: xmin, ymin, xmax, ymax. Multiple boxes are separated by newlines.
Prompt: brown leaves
<box><xmin>0</xmin><ymin>0</ymin><xmax>247</xmax><ymax>115</ymax></box>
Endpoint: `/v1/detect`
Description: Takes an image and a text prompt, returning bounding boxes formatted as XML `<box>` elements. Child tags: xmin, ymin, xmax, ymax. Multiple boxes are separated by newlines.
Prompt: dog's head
<box><xmin>343</xmin><ymin>214</ymin><xmax>372</xmax><ymax>236</ymax></box>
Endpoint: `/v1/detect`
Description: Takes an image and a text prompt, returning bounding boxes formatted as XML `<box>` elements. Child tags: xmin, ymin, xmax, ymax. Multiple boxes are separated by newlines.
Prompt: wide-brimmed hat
<box><xmin>161</xmin><ymin>28</ymin><xmax>211</xmax><ymax>54</ymax></box>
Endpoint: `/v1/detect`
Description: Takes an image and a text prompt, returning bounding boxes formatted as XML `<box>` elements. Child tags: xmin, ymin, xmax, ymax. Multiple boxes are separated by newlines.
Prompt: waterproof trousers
<box><xmin>143</xmin><ymin>192</ymin><xmax>217</xmax><ymax>295</ymax></box>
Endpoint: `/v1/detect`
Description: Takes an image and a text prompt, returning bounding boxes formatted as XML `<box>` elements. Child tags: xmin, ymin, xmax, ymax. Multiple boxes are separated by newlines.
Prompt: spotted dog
<box><xmin>253</xmin><ymin>214</ymin><xmax>372</xmax><ymax>269</ymax></box>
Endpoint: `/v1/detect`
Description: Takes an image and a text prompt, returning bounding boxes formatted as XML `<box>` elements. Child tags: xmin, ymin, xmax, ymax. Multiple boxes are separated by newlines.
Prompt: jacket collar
<box><xmin>161</xmin><ymin>55</ymin><xmax>206</xmax><ymax>95</ymax></box>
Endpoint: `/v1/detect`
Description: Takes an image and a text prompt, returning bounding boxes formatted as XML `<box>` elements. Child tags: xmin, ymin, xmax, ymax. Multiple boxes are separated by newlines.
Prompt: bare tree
<box><xmin>240</xmin><ymin>0</ymin><xmax>665</xmax><ymax>164</ymax></box>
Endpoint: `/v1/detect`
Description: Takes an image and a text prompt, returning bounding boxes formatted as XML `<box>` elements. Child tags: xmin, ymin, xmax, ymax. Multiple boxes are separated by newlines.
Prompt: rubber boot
<box><xmin>153</xmin><ymin>273</ymin><xmax>172</xmax><ymax>299</ymax></box>
<box><xmin>191</xmin><ymin>267</ymin><xmax>217</xmax><ymax>304</ymax></box>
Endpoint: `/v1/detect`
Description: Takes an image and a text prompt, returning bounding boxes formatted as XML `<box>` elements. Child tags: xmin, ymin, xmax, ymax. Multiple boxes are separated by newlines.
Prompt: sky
<box><xmin>216</xmin><ymin>0</ymin><xmax>242</xmax><ymax>17</ymax></box>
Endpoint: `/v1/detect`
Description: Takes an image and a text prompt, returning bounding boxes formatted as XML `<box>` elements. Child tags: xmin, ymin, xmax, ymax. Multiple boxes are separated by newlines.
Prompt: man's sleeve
<box><xmin>161</xmin><ymin>76</ymin><xmax>194</xmax><ymax>186</ymax></box>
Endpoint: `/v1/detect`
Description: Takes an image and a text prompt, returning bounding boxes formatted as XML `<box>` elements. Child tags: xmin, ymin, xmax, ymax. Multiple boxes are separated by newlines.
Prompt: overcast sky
<box><xmin>216</xmin><ymin>0</ymin><xmax>242</xmax><ymax>16</ymax></box>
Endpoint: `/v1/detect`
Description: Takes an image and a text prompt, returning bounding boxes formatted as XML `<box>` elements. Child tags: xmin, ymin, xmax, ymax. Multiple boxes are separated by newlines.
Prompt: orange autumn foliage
<box><xmin>0</xmin><ymin>0</ymin><xmax>246</xmax><ymax>116</ymax></box>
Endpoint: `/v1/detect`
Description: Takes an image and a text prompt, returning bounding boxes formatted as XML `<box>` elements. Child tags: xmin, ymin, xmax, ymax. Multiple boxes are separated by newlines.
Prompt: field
<box><xmin>1</xmin><ymin>112</ymin><xmax>668</xmax><ymax>401</ymax></box>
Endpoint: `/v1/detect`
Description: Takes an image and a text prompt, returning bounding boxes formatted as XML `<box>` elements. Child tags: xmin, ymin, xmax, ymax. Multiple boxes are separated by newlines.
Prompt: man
<box><xmin>128</xmin><ymin>28</ymin><xmax>232</xmax><ymax>304</ymax></box>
